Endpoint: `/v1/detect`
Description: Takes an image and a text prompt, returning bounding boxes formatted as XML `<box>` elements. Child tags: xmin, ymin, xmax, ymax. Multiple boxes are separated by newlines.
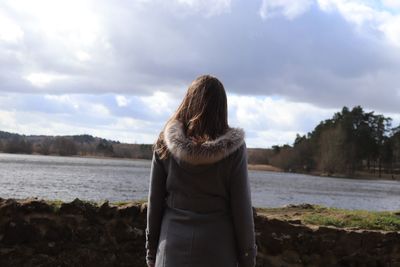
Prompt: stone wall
<box><xmin>0</xmin><ymin>198</ymin><xmax>399</xmax><ymax>267</ymax></box>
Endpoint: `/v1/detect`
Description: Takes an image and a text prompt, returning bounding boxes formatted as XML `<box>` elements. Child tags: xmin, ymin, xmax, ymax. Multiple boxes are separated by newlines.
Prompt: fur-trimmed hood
<box><xmin>164</xmin><ymin>120</ymin><xmax>245</xmax><ymax>165</ymax></box>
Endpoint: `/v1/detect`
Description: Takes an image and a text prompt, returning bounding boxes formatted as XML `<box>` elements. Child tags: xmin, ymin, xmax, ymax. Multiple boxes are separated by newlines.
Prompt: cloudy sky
<box><xmin>0</xmin><ymin>0</ymin><xmax>399</xmax><ymax>148</ymax></box>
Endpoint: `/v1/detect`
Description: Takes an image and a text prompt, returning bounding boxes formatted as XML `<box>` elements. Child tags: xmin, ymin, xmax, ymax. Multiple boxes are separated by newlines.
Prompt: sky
<box><xmin>0</xmin><ymin>0</ymin><xmax>400</xmax><ymax>148</ymax></box>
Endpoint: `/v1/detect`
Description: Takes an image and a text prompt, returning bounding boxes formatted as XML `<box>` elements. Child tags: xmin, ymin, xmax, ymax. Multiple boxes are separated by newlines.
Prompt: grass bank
<box><xmin>256</xmin><ymin>204</ymin><xmax>400</xmax><ymax>232</ymax></box>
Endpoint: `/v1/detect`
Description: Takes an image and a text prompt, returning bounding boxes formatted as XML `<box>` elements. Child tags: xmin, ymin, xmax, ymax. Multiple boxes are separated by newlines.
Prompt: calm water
<box><xmin>0</xmin><ymin>153</ymin><xmax>399</xmax><ymax>211</ymax></box>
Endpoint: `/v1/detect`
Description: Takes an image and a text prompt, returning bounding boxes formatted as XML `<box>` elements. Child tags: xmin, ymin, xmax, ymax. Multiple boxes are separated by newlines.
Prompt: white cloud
<box><xmin>25</xmin><ymin>73</ymin><xmax>68</xmax><ymax>88</ymax></box>
<box><xmin>1</xmin><ymin>0</ymin><xmax>400</xmax><ymax>148</ymax></box>
<box><xmin>43</xmin><ymin>94</ymin><xmax>79</xmax><ymax>110</ymax></box>
<box><xmin>140</xmin><ymin>91</ymin><xmax>179</xmax><ymax>116</ymax></box>
<box><xmin>379</xmin><ymin>16</ymin><xmax>400</xmax><ymax>46</ymax></box>
<box><xmin>88</xmin><ymin>104</ymin><xmax>110</xmax><ymax>116</ymax></box>
<box><xmin>261</xmin><ymin>0</ymin><xmax>400</xmax><ymax>48</ymax></box>
<box><xmin>0</xmin><ymin>110</ymin><xmax>17</xmax><ymax>132</ymax></box>
<box><xmin>0</xmin><ymin>12</ymin><xmax>24</xmax><ymax>43</ymax></box>
<box><xmin>44</xmin><ymin>94</ymin><xmax>71</xmax><ymax>102</ymax></box>
<box><xmin>0</xmin><ymin>0</ymin><xmax>398</xmax><ymax>108</ymax></box>
<box><xmin>228</xmin><ymin>94</ymin><xmax>336</xmax><ymax>147</ymax></box>
<box><xmin>75</xmin><ymin>51</ymin><xmax>91</xmax><ymax>62</ymax></box>
<box><xmin>1</xmin><ymin>0</ymin><xmax>111</xmax><ymax>91</ymax></box>
<box><xmin>175</xmin><ymin>0</ymin><xmax>231</xmax><ymax>16</ymax></box>
<box><xmin>5</xmin><ymin>0</ymin><xmax>100</xmax><ymax>42</ymax></box>
<box><xmin>317</xmin><ymin>0</ymin><xmax>378</xmax><ymax>25</ymax></box>
<box><xmin>115</xmin><ymin>95</ymin><xmax>129</xmax><ymax>107</ymax></box>
<box><xmin>248</xmin><ymin>130</ymin><xmax>301</xmax><ymax>148</ymax></box>
<box><xmin>316</xmin><ymin>0</ymin><xmax>400</xmax><ymax>47</ymax></box>
<box><xmin>382</xmin><ymin>0</ymin><xmax>400</xmax><ymax>10</ymax></box>
<box><xmin>259</xmin><ymin>0</ymin><xmax>313</xmax><ymax>20</ymax></box>
<box><xmin>228</xmin><ymin>94</ymin><xmax>335</xmax><ymax>130</ymax></box>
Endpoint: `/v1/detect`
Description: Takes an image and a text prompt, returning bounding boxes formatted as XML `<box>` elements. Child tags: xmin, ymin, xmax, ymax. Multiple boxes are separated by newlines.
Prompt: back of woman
<box><xmin>145</xmin><ymin>75</ymin><xmax>257</xmax><ymax>267</ymax></box>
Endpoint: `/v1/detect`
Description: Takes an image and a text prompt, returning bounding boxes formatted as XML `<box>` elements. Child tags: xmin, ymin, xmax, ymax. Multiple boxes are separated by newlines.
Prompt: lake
<box><xmin>0</xmin><ymin>153</ymin><xmax>399</xmax><ymax>211</ymax></box>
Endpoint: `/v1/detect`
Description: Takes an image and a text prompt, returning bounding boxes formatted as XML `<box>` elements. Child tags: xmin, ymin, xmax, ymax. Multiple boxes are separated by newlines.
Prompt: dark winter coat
<box><xmin>145</xmin><ymin>119</ymin><xmax>257</xmax><ymax>267</ymax></box>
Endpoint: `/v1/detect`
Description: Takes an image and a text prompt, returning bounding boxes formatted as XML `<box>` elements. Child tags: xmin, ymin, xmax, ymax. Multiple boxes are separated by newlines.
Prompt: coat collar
<box><xmin>164</xmin><ymin>120</ymin><xmax>245</xmax><ymax>165</ymax></box>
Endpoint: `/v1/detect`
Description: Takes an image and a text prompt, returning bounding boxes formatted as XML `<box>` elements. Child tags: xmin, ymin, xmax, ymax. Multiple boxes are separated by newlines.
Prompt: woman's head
<box><xmin>173</xmin><ymin>75</ymin><xmax>228</xmax><ymax>139</ymax></box>
<box><xmin>155</xmin><ymin>74</ymin><xmax>229</xmax><ymax>158</ymax></box>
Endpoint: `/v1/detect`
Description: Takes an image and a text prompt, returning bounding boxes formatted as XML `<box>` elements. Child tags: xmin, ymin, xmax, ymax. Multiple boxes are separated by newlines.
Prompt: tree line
<box><xmin>0</xmin><ymin>130</ymin><xmax>268</xmax><ymax>164</ymax></box>
<box><xmin>263</xmin><ymin>106</ymin><xmax>400</xmax><ymax>178</ymax></box>
<box><xmin>0</xmin><ymin>133</ymin><xmax>152</xmax><ymax>160</ymax></box>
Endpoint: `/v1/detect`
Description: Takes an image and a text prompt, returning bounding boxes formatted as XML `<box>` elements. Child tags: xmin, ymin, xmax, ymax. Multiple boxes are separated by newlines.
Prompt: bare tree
<box><xmin>52</xmin><ymin>137</ymin><xmax>77</xmax><ymax>156</ymax></box>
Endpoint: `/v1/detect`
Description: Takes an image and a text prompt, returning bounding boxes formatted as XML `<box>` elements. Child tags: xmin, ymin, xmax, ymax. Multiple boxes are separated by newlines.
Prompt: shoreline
<box><xmin>248</xmin><ymin>162</ymin><xmax>400</xmax><ymax>181</ymax></box>
<box><xmin>248</xmin><ymin>164</ymin><xmax>283</xmax><ymax>172</ymax></box>
<box><xmin>308</xmin><ymin>170</ymin><xmax>400</xmax><ymax>181</ymax></box>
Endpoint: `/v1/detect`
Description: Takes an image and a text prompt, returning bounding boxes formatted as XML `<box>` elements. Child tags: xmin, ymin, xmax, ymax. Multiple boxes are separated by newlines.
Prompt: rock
<box><xmin>113</xmin><ymin>220</ymin><xmax>133</xmax><ymax>243</ymax></box>
<box><xmin>76</xmin><ymin>226</ymin><xmax>102</xmax><ymax>243</ymax></box>
<box><xmin>281</xmin><ymin>250</ymin><xmax>301</xmax><ymax>264</ymax></box>
<box><xmin>132</xmin><ymin>227</ymin><xmax>144</xmax><ymax>237</ymax></box>
<box><xmin>19</xmin><ymin>199</ymin><xmax>53</xmax><ymax>214</ymax></box>
<box><xmin>45</xmin><ymin>224</ymin><xmax>73</xmax><ymax>242</ymax></box>
<box><xmin>2</xmin><ymin>219</ymin><xmax>41</xmax><ymax>245</ymax></box>
<box><xmin>59</xmin><ymin>198</ymin><xmax>98</xmax><ymax>217</ymax></box>
<box><xmin>117</xmin><ymin>204</ymin><xmax>140</xmax><ymax>219</ymax></box>
<box><xmin>285</xmin><ymin>203</ymin><xmax>315</xmax><ymax>209</ymax></box>
<box><xmin>59</xmin><ymin>198</ymin><xmax>85</xmax><ymax>214</ymax></box>
<box><xmin>98</xmin><ymin>201</ymin><xmax>117</xmax><ymax>219</ymax></box>
<box><xmin>0</xmin><ymin>199</ymin><xmax>19</xmax><ymax>216</ymax></box>
<box><xmin>140</xmin><ymin>202</ymin><xmax>147</xmax><ymax>214</ymax></box>
<box><xmin>288</xmin><ymin>219</ymin><xmax>302</xmax><ymax>225</ymax></box>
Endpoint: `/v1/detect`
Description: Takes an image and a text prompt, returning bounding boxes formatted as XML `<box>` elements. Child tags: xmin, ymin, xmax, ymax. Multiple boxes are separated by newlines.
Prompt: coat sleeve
<box><xmin>229</xmin><ymin>142</ymin><xmax>257</xmax><ymax>267</ymax></box>
<box><xmin>145</xmin><ymin>151</ymin><xmax>168</xmax><ymax>266</ymax></box>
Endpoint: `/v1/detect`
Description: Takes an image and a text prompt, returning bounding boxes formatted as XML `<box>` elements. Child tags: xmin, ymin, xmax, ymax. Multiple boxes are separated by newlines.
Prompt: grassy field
<box><xmin>256</xmin><ymin>204</ymin><xmax>400</xmax><ymax>231</ymax></box>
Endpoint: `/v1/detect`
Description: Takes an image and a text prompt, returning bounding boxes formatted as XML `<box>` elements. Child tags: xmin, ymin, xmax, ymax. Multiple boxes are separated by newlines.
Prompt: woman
<box><xmin>145</xmin><ymin>75</ymin><xmax>257</xmax><ymax>267</ymax></box>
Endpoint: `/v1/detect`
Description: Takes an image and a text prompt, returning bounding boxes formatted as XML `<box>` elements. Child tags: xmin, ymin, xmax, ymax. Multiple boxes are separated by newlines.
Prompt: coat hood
<box><xmin>164</xmin><ymin>120</ymin><xmax>245</xmax><ymax>165</ymax></box>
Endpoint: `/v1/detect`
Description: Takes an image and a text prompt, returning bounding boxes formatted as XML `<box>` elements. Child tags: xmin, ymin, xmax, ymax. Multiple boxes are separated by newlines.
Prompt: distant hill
<box><xmin>0</xmin><ymin>130</ymin><xmax>20</xmax><ymax>140</ymax></box>
<box><xmin>0</xmin><ymin>130</ymin><xmax>152</xmax><ymax>159</ymax></box>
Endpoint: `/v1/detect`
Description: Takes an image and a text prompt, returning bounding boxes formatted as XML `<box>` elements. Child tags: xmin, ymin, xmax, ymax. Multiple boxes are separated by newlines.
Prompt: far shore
<box><xmin>309</xmin><ymin>170</ymin><xmax>400</xmax><ymax>181</ymax></box>
<box><xmin>2</xmin><ymin>152</ymin><xmax>399</xmax><ymax>181</ymax></box>
<box><xmin>248</xmin><ymin>162</ymin><xmax>400</xmax><ymax>181</ymax></box>
<box><xmin>248</xmin><ymin>164</ymin><xmax>283</xmax><ymax>172</ymax></box>
<box><xmin>0</xmin><ymin>151</ymin><xmax>150</xmax><ymax>162</ymax></box>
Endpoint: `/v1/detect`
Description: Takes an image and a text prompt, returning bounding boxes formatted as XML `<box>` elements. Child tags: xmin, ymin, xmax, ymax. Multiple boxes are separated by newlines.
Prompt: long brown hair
<box><xmin>154</xmin><ymin>75</ymin><xmax>229</xmax><ymax>159</ymax></box>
